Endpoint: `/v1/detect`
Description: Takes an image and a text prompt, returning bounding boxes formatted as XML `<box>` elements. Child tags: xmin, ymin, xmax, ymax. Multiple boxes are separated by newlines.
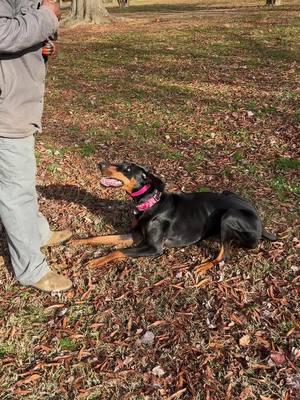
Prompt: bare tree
<box><xmin>266</xmin><ymin>0</ymin><xmax>281</xmax><ymax>5</ymax></box>
<box><xmin>71</xmin><ymin>0</ymin><xmax>110</xmax><ymax>23</ymax></box>
<box><xmin>117</xmin><ymin>0</ymin><xmax>129</xmax><ymax>8</ymax></box>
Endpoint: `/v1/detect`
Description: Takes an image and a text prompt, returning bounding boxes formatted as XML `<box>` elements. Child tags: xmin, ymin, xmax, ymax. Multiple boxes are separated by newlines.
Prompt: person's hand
<box><xmin>42</xmin><ymin>0</ymin><xmax>62</xmax><ymax>20</ymax></box>
<box><xmin>42</xmin><ymin>40</ymin><xmax>56</xmax><ymax>57</ymax></box>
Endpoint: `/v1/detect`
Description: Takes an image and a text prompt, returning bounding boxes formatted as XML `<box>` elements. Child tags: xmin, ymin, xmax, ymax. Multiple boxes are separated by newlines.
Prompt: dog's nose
<box><xmin>98</xmin><ymin>162</ymin><xmax>109</xmax><ymax>171</ymax></box>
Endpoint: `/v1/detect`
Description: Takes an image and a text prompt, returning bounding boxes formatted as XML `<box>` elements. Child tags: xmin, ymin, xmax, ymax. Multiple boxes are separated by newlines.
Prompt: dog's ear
<box><xmin>125</xmin><ymin>161</ymin><xmax>148</xmax><ymax>172</ymax></box>
<box><xmin>141</xmin><ymin>165</ymin><xmax>149</xmax><ymax>173</ymax></box>
<box><xmin>149</xmin><ymin>173</ymin><xmax>165</xmax><ymax>192</ymax></box>
<box><xmin>137</xmin><ymin>165</ymin><xmax>150</xmax><ymax>181</ymax></box>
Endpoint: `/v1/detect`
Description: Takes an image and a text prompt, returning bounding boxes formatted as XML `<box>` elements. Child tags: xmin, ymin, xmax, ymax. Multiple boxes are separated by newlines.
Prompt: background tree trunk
<box><xmin>71</xmin><ymin>0</ymin><xmax>110</xmax><ymax>23</ymax></box>
<box><xmin>266</xmin><ymin>0</ymin><xmax>281</xmax><ymax>5</ymax></box>
<box><xmin>117</xmin><ymin>0</ymin><xmax>129</xmax><ymax>8</ymax></box>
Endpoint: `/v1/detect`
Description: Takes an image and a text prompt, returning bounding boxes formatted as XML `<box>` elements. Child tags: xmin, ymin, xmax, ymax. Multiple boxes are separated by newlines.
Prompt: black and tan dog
<box><xmin>71</xmin><ymin>162</ymin><xmax>276</xmax><ymax>273</ymax></box>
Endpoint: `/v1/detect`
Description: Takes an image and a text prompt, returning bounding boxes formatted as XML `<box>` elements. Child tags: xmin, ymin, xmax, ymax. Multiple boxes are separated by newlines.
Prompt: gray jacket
<box><xmin>0</xmin><ymin>0</ymin><xmax>58</xmax><ymax>138</ymax></box>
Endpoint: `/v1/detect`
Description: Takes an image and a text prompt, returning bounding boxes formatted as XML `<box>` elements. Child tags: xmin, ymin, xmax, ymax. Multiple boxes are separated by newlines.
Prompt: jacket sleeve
<box><xmin>0</xmin><ymin>7</ymin><xmax>59</xmax><ymax>54</ymax></box>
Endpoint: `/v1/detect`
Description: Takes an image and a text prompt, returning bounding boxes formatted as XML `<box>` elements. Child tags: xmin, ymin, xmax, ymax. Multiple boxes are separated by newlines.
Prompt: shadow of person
<box><xmin>37</xmin><ymin>184</ymin><xmax>132</xmax><ymax>231</ymax></box>
<box><xmin>0</xmin><ymin>184</ymin><xmax>132</xmax><ymax>279</ymax></box>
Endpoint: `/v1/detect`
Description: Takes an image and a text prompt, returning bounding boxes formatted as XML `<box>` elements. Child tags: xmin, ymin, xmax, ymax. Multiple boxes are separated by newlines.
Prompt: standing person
<box><xmin>0</xmin><ymin>0</ymin><xmax>72</xmax><ymax>292</ymax></box>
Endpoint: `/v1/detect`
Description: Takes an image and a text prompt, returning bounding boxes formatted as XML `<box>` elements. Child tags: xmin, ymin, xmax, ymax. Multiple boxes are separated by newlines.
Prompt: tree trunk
<box><xmin>266</xmin><ymin>0</ymin><xmax>281</xmax><ymax>5</ymax></box>
<box><xmin>71</xmin><ymin>0</ymin><xmax>110</xmax><ymax>23</ymax></box>
<box><xmin>117</xmin><ymin>0</ymin><xmax>129</xmax><ymax>8</ymax></box>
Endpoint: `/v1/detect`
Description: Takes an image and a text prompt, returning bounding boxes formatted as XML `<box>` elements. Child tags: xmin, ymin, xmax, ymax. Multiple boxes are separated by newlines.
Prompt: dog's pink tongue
<box><xmin>100</xmin><ymin>177</ymin><xmax>122</xmax><ymax>187</ymax></box>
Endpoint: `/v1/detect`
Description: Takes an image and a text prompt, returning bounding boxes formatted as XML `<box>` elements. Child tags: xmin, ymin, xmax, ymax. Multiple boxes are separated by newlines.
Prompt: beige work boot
<box><xmin>31</xmin><ymin>271</ymin><xmax>72</xmax><ymax>292</ymax></box>
<box><xmin>43</xmin><ymin>230</ymin><xmax>72</xmax><ymax>247</ymax></box>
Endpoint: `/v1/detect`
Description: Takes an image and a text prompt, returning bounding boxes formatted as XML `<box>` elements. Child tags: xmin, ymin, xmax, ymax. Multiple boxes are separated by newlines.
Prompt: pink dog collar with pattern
<box><xmin>135</xmin><ymin>191</ymin><xmax>162</xmax><ymax>212</ymax></box>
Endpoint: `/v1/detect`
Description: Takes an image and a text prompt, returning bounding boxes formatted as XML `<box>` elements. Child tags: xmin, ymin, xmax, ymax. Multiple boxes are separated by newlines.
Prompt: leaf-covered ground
<box><xmin>0</xmin><ymin>2</ymin><xmax>299</xmax><ymax>399</ymax></box>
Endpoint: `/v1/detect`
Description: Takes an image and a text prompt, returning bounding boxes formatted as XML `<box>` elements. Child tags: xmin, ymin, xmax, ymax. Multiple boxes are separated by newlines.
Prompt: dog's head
<box><xmin>99</xmin><ymin>162</ymin><xmax>165</xmax><ymax>195</ymax></box>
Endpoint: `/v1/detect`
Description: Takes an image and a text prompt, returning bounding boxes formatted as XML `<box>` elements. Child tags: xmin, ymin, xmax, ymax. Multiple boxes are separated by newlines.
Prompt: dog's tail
<box><xmin>262</xmin><ymin>228</ymin><xmax>277</xmax><ymax>242</ymax></box>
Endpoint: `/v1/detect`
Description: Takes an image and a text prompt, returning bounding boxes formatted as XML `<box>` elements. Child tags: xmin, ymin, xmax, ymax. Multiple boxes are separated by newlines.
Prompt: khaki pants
<box><xmin>0</xmin><ymin>135</ymin><xmax>50</xmax><ymax>285</ymax></box>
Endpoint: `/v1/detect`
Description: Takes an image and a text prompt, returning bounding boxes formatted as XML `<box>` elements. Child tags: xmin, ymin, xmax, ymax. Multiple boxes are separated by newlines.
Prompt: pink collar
<box><xmin>135</xmin><ymin>191</ymin><xmax>162</xmax><ymax>212</ymax></box>
<box><xmin>130</xmin><ymin>184</ymin><xmax>151</xmax><ymax>198</ymax></box>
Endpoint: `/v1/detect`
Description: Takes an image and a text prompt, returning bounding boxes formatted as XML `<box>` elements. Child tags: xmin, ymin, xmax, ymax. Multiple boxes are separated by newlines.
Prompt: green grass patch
<box><xmin>232</xmin><ymin>150</ymin><xmax>244</xmax><ymax>163</ymax></box>
<box><xmin>274</xmin><ymin>157</ymin><xmax>300</xmax><ymax>170</ymax></box>
<box><xmin>46</xmin><ymin>163</ymin><xmax>60</xmax><ymax>173</ymax></box>
<box><xmin>270</xmin><ymin>175</ymin><xmax>300</xmax><ymax>199</ymax></box>
<box><xmin>59</xmin><ymin>338</ymin><xmax>78</xmax><ymax>352</ymax></box>
<box><xmin>197</xmin><ymin>186</ymin><xmax>210</xmax><ymax>192</ymax></box>
<box><xmin>0</xmin><ymin>344</ymin><xmax>14</xmax><ymax>359</ymax></box>
<box><xmin>79</xmin><ymin>143</ymin><xmax>97</xmax><ymax>157</ymax></box>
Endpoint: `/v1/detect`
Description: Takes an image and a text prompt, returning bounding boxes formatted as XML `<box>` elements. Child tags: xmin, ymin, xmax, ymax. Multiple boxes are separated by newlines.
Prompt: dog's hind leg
<box><xmin>69</xmin><ymin>233</ymin><xmax>136</xmax><ymax>248</ymax></box>
<box><xmin>194</xmin><ymin>244</ymin><xmax>225</xmax><ymax>275</ymax></box>
<box><xmin>195</xmin><ymin>209</ymin><xmax>261</xmax><ymax>276</ymax></box>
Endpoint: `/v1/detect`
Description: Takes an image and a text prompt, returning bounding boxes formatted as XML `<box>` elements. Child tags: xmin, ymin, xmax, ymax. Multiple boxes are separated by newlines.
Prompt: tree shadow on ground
<box><xmin>108</xmin><ymin>3</ymin><xmax>271</xmax><ymax>15</ymax></box>
<box><xmin>47</xmin><ymin>12</ymin><xmax>299</xmax><ymax>152</ymax></box>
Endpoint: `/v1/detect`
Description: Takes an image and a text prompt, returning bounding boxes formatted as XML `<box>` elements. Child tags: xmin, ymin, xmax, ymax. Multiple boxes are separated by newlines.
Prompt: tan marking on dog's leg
<box><xmin>195</xmin><ymin>245</ymin><xmax>225</xmax><ymax>276</ymax></box>
<box><xmin>69</xmin><ymin>234</ymin><xmax>134</xmax><ymax>247</ymax></box>
<box><xmin>86</xmin><ymin>250</ymin><xmax>127</xmax><ymax>268</ymax></box>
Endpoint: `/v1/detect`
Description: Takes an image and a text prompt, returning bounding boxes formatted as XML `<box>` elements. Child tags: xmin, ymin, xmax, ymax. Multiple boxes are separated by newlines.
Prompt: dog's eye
<box><xmin>126</xmin><ymin>166</ymin><xmax>131</xmax><ymax>173</ymax></box>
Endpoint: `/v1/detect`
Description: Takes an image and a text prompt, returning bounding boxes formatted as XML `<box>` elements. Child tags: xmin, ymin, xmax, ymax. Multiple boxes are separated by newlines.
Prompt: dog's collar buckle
<box><xmin>135</xmin><ymin>191</ymin><xmax>161</xmax><ymax>212</ymax></box>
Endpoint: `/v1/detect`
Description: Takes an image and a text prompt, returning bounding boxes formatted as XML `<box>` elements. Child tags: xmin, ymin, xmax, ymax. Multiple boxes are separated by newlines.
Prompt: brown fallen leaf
<box><xmin>251</xmin><ymin>364</ymin><xmax>272</xmax><ymax>370</ymax></box>
<box><xmin>239</xmin><ymin>386</ymin><xmax>254</xmax><ymax>400</ymax></box>
<box><xmin>239</xmin><ymin>334</ymin><xmax>251</xmax><ymax>347</ymax></box>
<box><xmin>45</xmin><ymin>304</ymin><xmax>66</xmax><ymax>311</ymax></box>
<box><xmin>167</xmin><ymin>388</ymin><xmax>187</xmax><ymax>400</ymax></box>
<box><xmin>255</xmin><ymin>333</ymin><xmax>271</xmax><ymax>349</ymax></box>
<box><xmin>269</xmin><ymin>351</ymin><xmax>286</xmax><ymax>366</ymax></box>
<box><xmin>13</xmin><ymin>389</ymin><xmax>32</xmax><ymax>396</ymax></box>
<box><xmin>15</xmin><ymin>374</ymin><xmax>41</xmax><ymax>386</ymax></box>
<box><xmin>193</xmin><ymin>277</ymin><xmax>211</xmax><ymax>288</ymax></box>
<box><xmin>230</xmin><ymin>313</ymin><xmax>244</xmax><ymax>325</ymax></box>
<box><xmin>148</xmin><ymin>320</ymin><xmax>168</xmax><ymax>328</ymax></box>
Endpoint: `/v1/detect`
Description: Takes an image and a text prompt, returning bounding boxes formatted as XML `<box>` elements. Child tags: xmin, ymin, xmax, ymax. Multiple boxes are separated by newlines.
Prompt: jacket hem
<box><xmin>0</xmin><ymin>131</ymin><xmax>36</xmax><ymax>138</ymax></box>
